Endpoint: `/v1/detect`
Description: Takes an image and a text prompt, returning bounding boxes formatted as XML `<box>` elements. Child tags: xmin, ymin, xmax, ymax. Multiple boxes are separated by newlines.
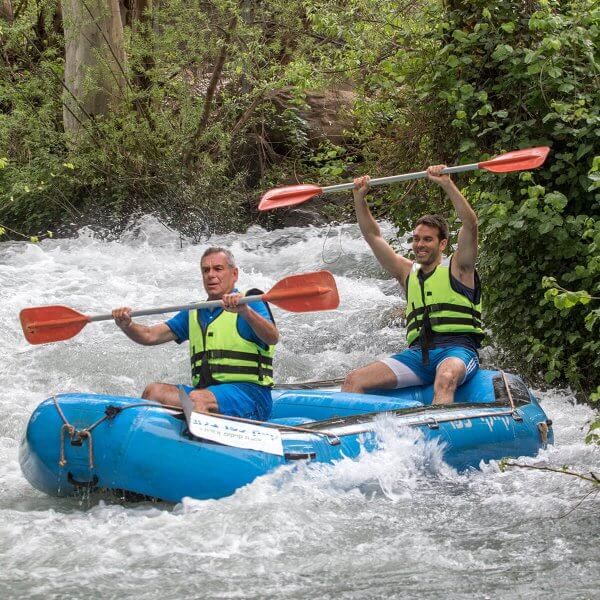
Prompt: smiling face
<box><xmin>412</xmin><ymin>224</ymin><xmax>448</xmax><ymax>268</ymax></box>
<box><xmin>201</xmin><ymin>252</ymin><xmax>238</xmax><ymax>299</ymax></box>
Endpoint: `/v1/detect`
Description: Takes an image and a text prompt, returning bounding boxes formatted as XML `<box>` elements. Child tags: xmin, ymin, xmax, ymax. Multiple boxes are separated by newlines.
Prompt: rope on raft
<box><xmin>51</xmin><ymin>395</ymin><xmax>341</xmax><ymax>470</ymax></box>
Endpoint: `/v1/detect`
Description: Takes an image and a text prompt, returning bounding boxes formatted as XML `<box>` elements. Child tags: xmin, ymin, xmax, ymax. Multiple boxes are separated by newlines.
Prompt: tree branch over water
<box><xmin>501</xmin><ymin>460</ymin><xmax>600</xmax><ymax>485</ymax></box>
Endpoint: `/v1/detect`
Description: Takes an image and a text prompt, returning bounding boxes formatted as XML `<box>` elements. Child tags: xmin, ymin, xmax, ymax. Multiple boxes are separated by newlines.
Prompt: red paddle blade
<box><xmin>258</xmin><ymin>184</ymin><xmax>323</xmax><ymax>211</ymax></box>
<box><xmin>20</xmin><ymin>305</ymin><xmax>90</xmax><ymax>344</ymax></box>
<box><xmin>263</xmin><ymin>271</ymin><xmax>339</xmax><ymax>312</ymax></box>
<box><xmin>479</xmin><ymin>146</ymin><xmax>550</xmax><ymax>173</ymax></box>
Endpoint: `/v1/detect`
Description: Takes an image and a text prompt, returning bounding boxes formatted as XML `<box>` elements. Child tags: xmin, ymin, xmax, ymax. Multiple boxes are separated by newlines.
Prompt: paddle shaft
<box><xmin>86</xmin><ymin>293</ymin><xmax>282</xmax><ymax>323</ymax></box>
<box><xmin>24</xmin><ymin>295</ymin><xmax>271</xmax><ymax>330</ymax></box>
<box><xmin>321</xmin><ymin>163</ymin><xmax>479</xmax><ymax>194</ymax></box>
<box><xmin>63</xmin><ymin>286</ymin><xmax>326</xmax><ymax>325</ymax></box>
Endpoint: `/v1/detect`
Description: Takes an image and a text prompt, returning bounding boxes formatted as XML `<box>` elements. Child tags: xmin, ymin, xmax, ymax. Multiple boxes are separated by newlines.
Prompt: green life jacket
<box><xmin>189</xmin><ymin>303</ymin><xmax>275</xmax><ymax>388</ymax></box>
<box><xmin>405</xmin><ymin>261</ymin><xmax>484</xmax><ymax>347</ymax></box>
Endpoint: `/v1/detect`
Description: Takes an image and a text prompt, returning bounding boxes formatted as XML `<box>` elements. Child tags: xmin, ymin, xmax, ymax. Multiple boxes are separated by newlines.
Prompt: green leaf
<box><xmin>576</xmin><ymin>144</ymin><xmax>593</xmax><ymax>160</ymax></box>
<box><xmin>500</xmin><ymin>22</ymin><xmax>515</xmax><ymax>33</ymax></box>
<box><xmin>547</xmin><ymin>66</ymin><xmax>562</xmax><ymax>78</ymax></box>
<box><xmin>542</xmin><ymin>276</ymin><xmax>558</xmax><ymax>288</ymax></box>
<box><xmin>492</xmin><ymin>44</ymin><xmax>513</xmax><ymax>61</ymax></box>
<box><xmin>558</xmin><ymin>83</ymin><xmax>574</xmax><ymax>93</ymax></box>
<box><xmin>544</xmin><ymin>191</ymin><xmax>568</xmax><ymax>211</ymax></box>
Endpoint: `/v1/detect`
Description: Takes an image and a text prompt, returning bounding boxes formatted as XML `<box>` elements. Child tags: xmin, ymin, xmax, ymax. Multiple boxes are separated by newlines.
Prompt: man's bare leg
<box><xmin>142</xmin><ymin>382</ymin><xmax>219</xmax><ymax>413</ymax></box>
<box><xmin>432</xmin><ymin>358</ymin><xmax>466</xmax><ymax>405</ymax></box>
<box><xmin>342</xmin><ymin>361</ymin><xmax>398</xmax><ymax>393</ymax></box>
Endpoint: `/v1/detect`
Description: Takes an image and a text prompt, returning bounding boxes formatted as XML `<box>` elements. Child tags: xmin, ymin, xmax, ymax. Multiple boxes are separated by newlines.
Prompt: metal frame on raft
<box><xmin>271</xmin><ymin>371</ymin><xmax>552</xmax><ymax>443</ymax></box>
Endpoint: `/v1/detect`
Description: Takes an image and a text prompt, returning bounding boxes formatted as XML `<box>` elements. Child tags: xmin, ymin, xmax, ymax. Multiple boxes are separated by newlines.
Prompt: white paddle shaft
<box><xmin>321</xmin><ymin>163</ymin><xmax>478</xmax><ymax>194</ymax></box>
<box><xmin>88</xmin><ymin>294</ymin><xmax>264</xmax><ymax>322</ymax></box>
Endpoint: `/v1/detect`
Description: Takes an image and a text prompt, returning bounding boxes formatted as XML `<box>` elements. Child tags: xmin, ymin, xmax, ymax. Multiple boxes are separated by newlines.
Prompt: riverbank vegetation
<box><xmin>1</xmin><ymin>1</ymin><xmax>598</xmax><ymax>412</ymax></box>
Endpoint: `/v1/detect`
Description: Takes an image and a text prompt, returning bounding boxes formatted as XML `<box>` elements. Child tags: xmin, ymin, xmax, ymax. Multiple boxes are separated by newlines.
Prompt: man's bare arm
<box><xmin>353</xmin><ymin>176</ymin><xmax>413</xmax><ymax>287</ymax></box>
<box><xmin>240</xmin><ymin>307</ymin><xmax>279</xmax><ymax>346</ymax></box>
<box><xmin>426</xmin><ymin>166</ymin><xmax>478</xmax><ymax>285</ymax></box>
<box><xmin>112</xmin><ymin>307</ymin><xmax>178</xmax><ymax>345</ymax></box>
<box><xmin>221</xmin><ymin>294</ymin><xmax>280</xmax><ymax>346</ymax></box>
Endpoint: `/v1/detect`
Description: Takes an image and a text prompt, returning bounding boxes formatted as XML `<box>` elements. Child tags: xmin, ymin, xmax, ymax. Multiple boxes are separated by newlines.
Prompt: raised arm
<box><xmin>426</xmin><ymin>166</ymin><xmax>478</xmax><ymax>286</ymax></box>
<box><xmin>353</xmin><ymin>176</ymin><xmax>413</xmax><ymax>288</ymax></box>
<box><xmin>112</xmin><ymin>307</ymin><xmax>178</xmax><ymax>345</ymax></box>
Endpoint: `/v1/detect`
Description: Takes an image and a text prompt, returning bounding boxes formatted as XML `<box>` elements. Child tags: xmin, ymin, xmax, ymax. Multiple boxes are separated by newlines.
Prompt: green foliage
<box><xmin>308</xmin><ymin>142</ymin><xmax>357</xmax><ymax>179</ymax></box>
<box><xmin>3</xmin><ymin>0</ymin><xmax>395</xmax><ymax>235</ymax></box>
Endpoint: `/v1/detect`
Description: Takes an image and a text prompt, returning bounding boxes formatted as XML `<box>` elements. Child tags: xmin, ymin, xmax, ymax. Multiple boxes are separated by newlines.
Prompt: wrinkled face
<box><xmin>201</xmin><ymin>252</ymin><xmax>238</xmax><ymax>299</ymax></box>
<box><xmin>412</xmin><ymin>224</ymin><xmax>447</xmax><ymax>266</ymax></box>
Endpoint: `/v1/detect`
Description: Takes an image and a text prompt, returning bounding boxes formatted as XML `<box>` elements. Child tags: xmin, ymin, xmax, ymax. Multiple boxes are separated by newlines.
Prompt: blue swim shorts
<box><xmin>380</xmin><ymin>346</ymin><xmax>479</xmax><ymax>387</ymax></box>
<box><xmin>179</xmin><ymin>382</ymin><xmax>273</xmax><ymax>421</ymax></box>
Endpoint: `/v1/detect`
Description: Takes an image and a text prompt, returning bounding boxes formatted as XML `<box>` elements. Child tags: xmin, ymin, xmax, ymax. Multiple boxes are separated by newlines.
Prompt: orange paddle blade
<box><xmin>263</xmin><ymin>271</ymin><xmax>339</xmax><ymax>312</ymax></box>
<box><xmin>258</xmin><ymin>184</ymin><xmax>323</xmax><ymax>211</ymax></box>
<box><xmin>20</xmin><ymin>305</ymin><xmax>90</xmax><ymax>345</ymax></box>
<box><xmin>479</xmin><ymin>146</ymin><xmax>550</xmax><ymax>173</ymax></box>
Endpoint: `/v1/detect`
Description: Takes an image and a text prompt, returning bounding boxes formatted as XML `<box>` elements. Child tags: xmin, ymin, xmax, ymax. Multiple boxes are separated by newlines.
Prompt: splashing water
<box><xmin>0</xmin><ymin>216</ymin><xmax>598</xmax><ymax>599</ymax></box>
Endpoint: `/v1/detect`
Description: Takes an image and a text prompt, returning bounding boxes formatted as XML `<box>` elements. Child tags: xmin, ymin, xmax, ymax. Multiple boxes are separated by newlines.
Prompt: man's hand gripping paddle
<box><xmin>20</xmin><ymin>271</ymin><xmax>339</xmax><ymax>345</ymax></box>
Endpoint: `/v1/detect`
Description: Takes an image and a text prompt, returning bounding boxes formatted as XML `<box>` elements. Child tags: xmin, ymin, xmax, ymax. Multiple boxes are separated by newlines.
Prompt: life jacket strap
<box><xmin>191</xmin><ymin>364</ymin><xmax>274</xmax><ymax>378</ymax></box>
<box><xmin>407</xmin><ymin>315</ymin><xmax>483</xmax><ymax>334</ymax></box>
<box><xmin>406</xmin><ymin>303</ymin><xmax>482</xmax><ymax>323</ymax></box>
<box><xmin>190</xmin><ymin>349</ymin><xmax>273</xmax><ymax>366</ymax></box>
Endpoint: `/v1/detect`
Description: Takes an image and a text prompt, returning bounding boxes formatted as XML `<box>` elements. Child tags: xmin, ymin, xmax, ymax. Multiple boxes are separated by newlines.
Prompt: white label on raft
<box><xmin>188</xmin><ymin>412</ymin><xmax>284</xmax><ymax>456</ymax></box>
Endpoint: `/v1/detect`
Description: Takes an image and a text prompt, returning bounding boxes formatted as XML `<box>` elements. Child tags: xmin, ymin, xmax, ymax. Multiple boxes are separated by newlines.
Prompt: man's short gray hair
<box><xmin>201</xmin><ymin>246</ymin><xmax>236</xmax><ymax>268</ymax></box>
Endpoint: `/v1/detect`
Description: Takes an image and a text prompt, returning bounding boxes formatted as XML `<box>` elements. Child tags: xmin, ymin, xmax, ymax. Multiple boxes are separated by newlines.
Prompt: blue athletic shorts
<box><xmin>383</xmin><ymin>346</ymin><xmax>479</xmax><ymax>387</ymax></box>
<box><xmin>179</xmin><ymin>382</ymin><xmax>273</xmax><ymax>421</ymax></box>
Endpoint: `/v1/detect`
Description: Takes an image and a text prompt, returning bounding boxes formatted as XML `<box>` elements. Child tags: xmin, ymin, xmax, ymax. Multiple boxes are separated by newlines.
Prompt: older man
<box><xmin>112</xmin><ymin>247</ymin><xmax>279</xmax><ymax>420</ymax></box>
<box><xmin>342</xmin><ymin>165</ymin><xmax>484</xmax><ymax>404</ymax></box>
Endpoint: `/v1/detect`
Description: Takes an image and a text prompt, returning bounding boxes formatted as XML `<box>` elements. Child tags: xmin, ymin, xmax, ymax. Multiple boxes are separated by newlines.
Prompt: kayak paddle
<box><xmin>258</xmin><ymin>146</ymin><xmax>551</xmax><ymax>211</ymax></box>
<box><xmin>20</xmin><ymin>270</ymin><xmax>339</xmax><ymax>345</ymax></box>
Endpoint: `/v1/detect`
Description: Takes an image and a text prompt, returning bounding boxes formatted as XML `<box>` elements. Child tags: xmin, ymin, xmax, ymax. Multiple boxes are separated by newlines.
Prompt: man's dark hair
<box><xmin>415</xmin><ymin>214</ymin><xmax>449</xmax><ymax>241</ymax></box>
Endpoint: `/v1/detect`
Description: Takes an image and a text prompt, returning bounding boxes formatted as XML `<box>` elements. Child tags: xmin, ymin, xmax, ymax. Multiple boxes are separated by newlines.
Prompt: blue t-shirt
<box><xmin>165</xmin><ymin>289</ymin><xmax>274</xmax><ymax>350</ymax></box>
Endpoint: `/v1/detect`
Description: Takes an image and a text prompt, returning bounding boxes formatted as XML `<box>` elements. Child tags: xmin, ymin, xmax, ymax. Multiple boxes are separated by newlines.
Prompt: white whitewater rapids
<box><xmin>0</xmin><ymin>216</ymin><xmax>598</xmax><ymax>599</ymax></box>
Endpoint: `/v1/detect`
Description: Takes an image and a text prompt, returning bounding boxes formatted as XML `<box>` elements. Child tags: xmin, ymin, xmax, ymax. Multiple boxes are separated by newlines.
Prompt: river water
<box><xmin>0</xmin><ymin>217</ymin><xmax>598</xmax><ymax>599</ymax></box>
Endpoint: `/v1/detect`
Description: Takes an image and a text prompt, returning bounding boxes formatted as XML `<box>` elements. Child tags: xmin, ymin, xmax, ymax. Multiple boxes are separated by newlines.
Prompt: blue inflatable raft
<box><xmin>20</xmin><ymin>370</ymin><xmax>553</xmax><ymax>503</ymax></box>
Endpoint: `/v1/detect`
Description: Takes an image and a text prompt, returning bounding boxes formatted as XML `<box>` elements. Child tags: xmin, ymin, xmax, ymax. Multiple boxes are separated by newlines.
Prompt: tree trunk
<box><xmin>131</xmin><ymin>0</ymin><xmax>154</xmax><ymax>93</ymax></box>
<box><xmin>62</xmin><ymin>0</ymin><xmax>127</xmax><ymax>137</ymax></box>
<box><xmin>1</xmin><ymin>0</ymin><xmax>13</xmax><ymax>22</ymax></box>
